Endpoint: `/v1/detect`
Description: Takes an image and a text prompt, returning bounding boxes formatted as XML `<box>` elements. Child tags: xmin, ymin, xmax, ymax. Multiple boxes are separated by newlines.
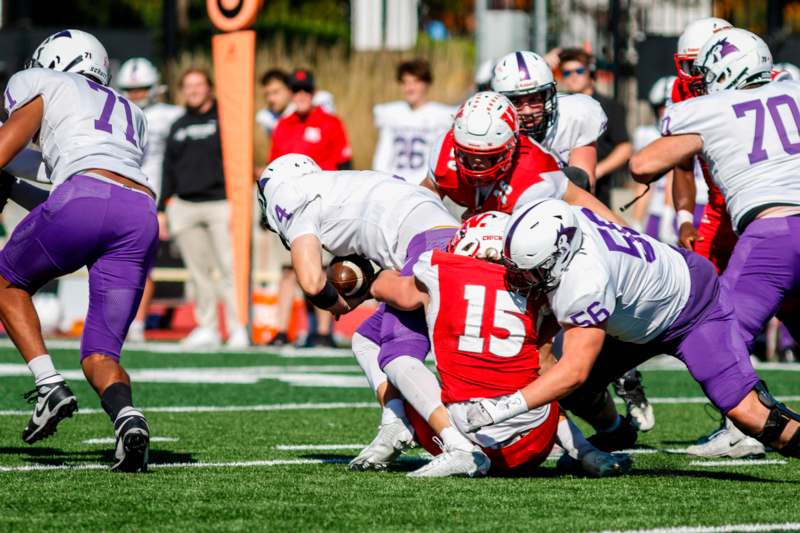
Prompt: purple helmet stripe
<box><xmin>515</xmin><ymin>51</ymin><xmax>531</xmax><ymax>81</ymax></box>
<box><xmin>504</xmin><ymin>202</ymin><xmax>540</xmax><ymax>259</ymax></box>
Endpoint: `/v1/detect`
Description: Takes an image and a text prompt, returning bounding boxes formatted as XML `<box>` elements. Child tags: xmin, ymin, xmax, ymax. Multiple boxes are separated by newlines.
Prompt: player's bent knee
<box><xmin>560</xmin><ymin>387</ymin><xmax>610</xmax><ymax>421</ymax></box>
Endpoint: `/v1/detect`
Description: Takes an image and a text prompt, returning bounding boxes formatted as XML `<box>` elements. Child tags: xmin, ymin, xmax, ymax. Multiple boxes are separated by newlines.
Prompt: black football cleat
<box><xmin>22</xmin><ymin>381</ymin><xmax>78</xmax><ymax>444</ymax></box>
<box><xmin>111</xmin><ymin>407</ymin><xmax>150</xmax><ymax>473</ymax></box>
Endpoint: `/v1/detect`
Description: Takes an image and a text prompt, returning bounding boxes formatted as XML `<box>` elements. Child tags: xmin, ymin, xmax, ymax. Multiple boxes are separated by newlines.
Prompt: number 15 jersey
<box><xmin>413</xmin><ymin>250</ymin><xmax>541</xmax><ymax>404</ymax></box>
<box><xmin>548</xmin><ymin>207</ymin><xmax>689</xmax><ymax>344</ymax></box>
<box><xmin>4</xmin><ymin>68</ymin><xmax>150</xmax><ymax>192</ymax></box>
<box><xmin>663</xmin><ymin>80</ymin><xmax>800</xmax><ymax>234</ymax></box>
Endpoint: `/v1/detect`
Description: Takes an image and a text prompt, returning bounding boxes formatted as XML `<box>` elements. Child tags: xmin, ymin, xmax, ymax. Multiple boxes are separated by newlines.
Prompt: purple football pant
<box><xmin>356</xmin><ymin>227</ymin><xmax>457</xmax><ymax>370</ymax></box>
<box><xmin>720</xmin><ymin>216</ymin><xmax>800</xmax><ymax>352</ymax></box>
<box><xmin>0</xmin><ymin>174</ymin><xmax>159</xmax><ymax>361</ymax></box>
<box><xmin>561</xmin><ymin>249</ymin><xmax>759</xmax><ymax>414</ymax></box>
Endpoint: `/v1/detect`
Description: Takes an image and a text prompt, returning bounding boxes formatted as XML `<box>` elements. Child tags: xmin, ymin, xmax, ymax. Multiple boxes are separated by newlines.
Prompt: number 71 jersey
<box><xmin>4</xmin><ymin>68</ymin><xmax>150</xmax><ymax>192</ymax></box>
<box><xmin>549</xmin><ymin>207</ymin><xmax>690</xmax><ymax>344</ymax></box>
<box><xmin>413</xmin><ymin>250</ymin><xmax>541</xmax><ymax>404</ymax></box>
<box><xmin>662</xmin><ymin>80</ymin><xmax>800</xmax><ymax>234</ymax></box>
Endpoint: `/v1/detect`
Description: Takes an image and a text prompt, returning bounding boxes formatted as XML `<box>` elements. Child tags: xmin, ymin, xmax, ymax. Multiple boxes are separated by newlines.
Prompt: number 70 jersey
<box><xmin>662</xmin><ymin>80</ymin><xmax>800</xmax><ymax>234</ymax></box>
<box><xmin>4</xmin><ymin>68</ymin><xmax>150</xmax><ymax>192</ymax></box>
<box><xmin>413</xmin><ymin>250</ymin><xmax>541</xmax><ymax>404</ymax></box>
<box><xmin>548</xmin><ymin>207</ymin><xmax>690</xmax><ymax>344</ymax></box>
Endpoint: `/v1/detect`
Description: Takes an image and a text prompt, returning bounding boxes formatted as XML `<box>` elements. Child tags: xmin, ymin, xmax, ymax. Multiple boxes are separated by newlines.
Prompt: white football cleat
<box><xmin>557</xmin><ymin>449</ymin><xmax>633</xmax><ymax>478</ymax></box>
<box><xmin>628</xmin><ymin>402</ymin><xmax>656</xmax><ymax>432</ymax></box>
<box><xmin>686</xmin><ymin>418</ymin><xmax>766</xmax><ymax>458</ymax></box>
<box><xmin>226</xmin><ymin>326</ymin><xmax>250</xmax><ymax>349</ymax></box>
<box><xmin>181</xmin><ymin>327</ymin><xmax>221</xmax><ymax>349</ymax></box>
<box><xmin>349</xmin><ymin>418</ymin><xmax>415</xmax><ymax>471</ymax></box>
<box><xmin>408</xmin><ymin>442</ymin><xmax>491</xmax><ymax>478</ymax></box>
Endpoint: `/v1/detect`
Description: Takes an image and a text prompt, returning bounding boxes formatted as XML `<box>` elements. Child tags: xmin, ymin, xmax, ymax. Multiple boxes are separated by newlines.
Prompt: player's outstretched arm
<box><xmin>291</xmin><ymin>234</ymin><xmax>351</xmax><ymax>317</ymax></box>
<box><xmin>562</xmin><ymin>181</ymin><xmax>626</xmax><ymax>226</ymax></box>
<box><xmin>630</xmin><ymin>134</ymin><xmax>702</xmax><ymax>184</ymax></box>
<box><xmin>370</xmin><ymin>270</ymin><xmax>429</xmax><ymax>311</ymax></box>
<box><xmin>0</xmin><ymin>97</ymin><xmax>44</xmax><ymax>169</ymax></box>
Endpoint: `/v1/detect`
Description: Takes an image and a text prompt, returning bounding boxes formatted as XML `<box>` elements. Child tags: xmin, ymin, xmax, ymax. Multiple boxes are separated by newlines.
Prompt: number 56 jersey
<box><xmin>4</xmin><ymin>68</ymin><xmax>149</xmax><ymax>192</ymax></box>
<box><xmin>549</xmin><ymin>207</ymin><xmax>690</xmax><ymax>344</ymax></box>
<box><xmin>413</xmin><ymin>250</ymin><xmax>541</xmax><ymax>404</ymax></box>
<box><xmin>663</xmin><ymin>80</ymin><xmax>800</xmax><ymax>234</ymax></box>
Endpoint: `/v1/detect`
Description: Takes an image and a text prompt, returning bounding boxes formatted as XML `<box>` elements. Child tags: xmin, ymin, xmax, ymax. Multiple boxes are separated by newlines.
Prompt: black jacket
<box><xmin>159</xmin><ymin>102</ymin><xmax>226</xmax><ymax>211</ymax></box>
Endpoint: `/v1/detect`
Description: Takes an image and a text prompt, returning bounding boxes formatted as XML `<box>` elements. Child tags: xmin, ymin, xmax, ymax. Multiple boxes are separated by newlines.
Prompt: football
<box><xmin>326</xmin><ymin>255</ymin><xmax>376</xmax><ymax>298</ymax></box>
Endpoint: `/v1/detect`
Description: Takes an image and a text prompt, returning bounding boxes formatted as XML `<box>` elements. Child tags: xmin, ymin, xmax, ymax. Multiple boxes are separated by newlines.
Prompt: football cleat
<box><xmin>22</xmin><ymin>381</ymin><xmax>78</xmax><ymax>444</ymax></box>
<box><xmin>111</xmin><ymin>407</ymin><xmax>150</xmax><ymax>473</ymax></box>
<box><xmin>557</xmin><ymin>449</ymin><xmax>633</xmax><ymax>478</ymax></box>
<box><xmin>614</xmin><ymin>369</ymin><xmax>655</xmax><ymax>432</ymax></box>
<box><xmin>686</xmin><ymin>418</ymin><xmax>766</xmax><ymax>458</ymax></box>
<box><xmin>407</xmin><ymin>440</ymin><xmax>491</xmax><ymax>478</ymax></box>
<box><xmin>348</xmin><ymin>418</ymin><xmax>415</xmax><ymax>471</ymax></box>
<box><xmin>588</xmin><ymin>416</ymin><xmax>638</xmax><ymax>452</ymax></box>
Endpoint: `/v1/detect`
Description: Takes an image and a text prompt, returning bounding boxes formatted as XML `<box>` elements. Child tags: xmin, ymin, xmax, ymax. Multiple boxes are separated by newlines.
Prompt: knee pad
<box><xmin>754</xmin><ymin>381</ymin><xmax>800</xmax><ymax>457</ymax></box>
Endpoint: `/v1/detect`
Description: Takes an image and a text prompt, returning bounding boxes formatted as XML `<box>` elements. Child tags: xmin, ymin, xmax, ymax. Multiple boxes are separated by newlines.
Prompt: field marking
<box><xmin>274</xmin><ymin>444</ymin><xmax>365</xmax><ymax>451</ymax></box>
<box><xmin>595</xmin><ymin>522</ymin><xmax>800</xmax><ymax>533</ymax></box>
<box><xmin>0</xmin><ymin>402</ymin><xmax>376</xmax><ymax>417</ymax></box>
<box><xmin>0</xmin><ymin>458</ymin><xmax>349</xmax><ymax>473</ymax></box>
<box><xmin>689</xmin><ymin>459</ymin><xmax>787</xmax><ymax>467</ymax></box>
<box><xmin>82</xmin><ymin>436</ymin><xmax>178</xmax><ymax>445</ymax></box>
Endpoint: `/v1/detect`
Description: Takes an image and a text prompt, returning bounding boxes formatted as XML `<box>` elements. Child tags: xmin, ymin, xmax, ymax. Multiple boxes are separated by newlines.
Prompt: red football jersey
<box><xmin>413</xmin><ymin>250</ymin><xmax>540</xmax><ymax>404</ymax></box>
<box><xmin>429</xmin><ymin>130</ymin><xmax>565</xmax><ymax>214</ymax></box>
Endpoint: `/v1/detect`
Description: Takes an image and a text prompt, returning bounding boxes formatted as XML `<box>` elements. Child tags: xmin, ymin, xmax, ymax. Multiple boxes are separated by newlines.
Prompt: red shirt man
<box><xmin>269</xmin><ymin>69</ymin><xmax>352</xmax><ymax>170</ymax></box>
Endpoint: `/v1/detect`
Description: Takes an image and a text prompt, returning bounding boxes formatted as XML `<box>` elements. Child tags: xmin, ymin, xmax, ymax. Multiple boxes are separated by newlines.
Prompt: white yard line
<box><xmin>688</xmin><ymin>459</ymin><xmax>787</xmax><ymax>467</ymax></box>
<box><xmin>82</xmin><ymin>436</ymin><xmax>178</xmax><ymax>445</ymax></box>
<box><xmin>0</xmin><ymin>402</ymin><xmax>377</xmax><ymax>417</ymax></box>
<box><xmin>0</xmin><ymin>458</ymin><xmax>349</xmax><ymax>473</ymax></box>
<box><xmin>594</xmin><ymin>522</ymin><xmax>800</xmax><ymax>533</ymax></box>
<box><xmin>274</xmin><ymin>444</ymin><xmax>366</xmax><ymax>451</ymax></box>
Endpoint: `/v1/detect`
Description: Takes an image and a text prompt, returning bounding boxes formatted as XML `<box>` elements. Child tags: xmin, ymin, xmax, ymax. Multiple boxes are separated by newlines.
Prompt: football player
<box><xmin>467</xmin><ymin>199</ymin><xmax>800</xmax><ymax>460</ymax></box>
<box><xmin>491</xmin><ymin>50</ymin><xmax>606</xmax><ymax>188</ymax></box>
<box><xmin>421</xmin><ymin>91</ymin><xmax>622</xmax><ymax>224</ymax></box>
<box><xmin>372</xmin><ymin>59</ymin><xmax>456</xmax><ymax>184</ymax></box>
<box><xmin>0</xmin><ymin>30</ymin><xmax>157</xmax><ymax>471</ymax></box>
<box><xmin>116</xmin><ymin>57</ymin><xmax>184</xmax><ymax>343</ymax></box>
<box><xmin>371</xmin><ymin>212</ymin><xmax>632</xmax><ymax>477</ymax></box>
<box><xmin>258</xmin><ymin>154</ymin><xmax>478</xmax><ymax>472</ymax></box>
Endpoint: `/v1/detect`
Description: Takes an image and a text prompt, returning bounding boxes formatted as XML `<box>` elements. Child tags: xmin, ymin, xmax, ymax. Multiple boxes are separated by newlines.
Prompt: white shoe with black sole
<box><xmin>22</xmin><ymin>381</ymin><xmax>78</xmax><ymax>444</ymax></box>
<box><xmin>111</xmin><ymin>407</ymin><xmax>150</xmax><ymax>473</ymax></box>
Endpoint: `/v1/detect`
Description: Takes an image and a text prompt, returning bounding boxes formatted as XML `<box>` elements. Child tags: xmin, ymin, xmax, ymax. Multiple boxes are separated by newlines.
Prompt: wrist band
<box><xmin>676</xmin><ymin>209</ymin><xmax>695</xmax><ymax>228</ymax></box>
<box><xmin>309</xmin><ymin>281</ymin><xmax>339</xmax><ymax>309</ymax></box>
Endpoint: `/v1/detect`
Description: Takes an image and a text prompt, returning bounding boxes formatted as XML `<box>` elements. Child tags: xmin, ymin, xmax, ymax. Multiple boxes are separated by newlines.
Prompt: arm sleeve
<box><xmin>4</xmin><ymin>70</ymin><xmax>45</xmax><ymax>117</ymax></box>
<box><xmin>411</xmin><ymin>250</ymin><xmax>437</xmax><ymax>290</ymax></box>
<box><xmin>550</xmin><ymin>267</ymin><xmax>615</xmax><ymax>328</ymax></box>
<box><xmin>661</xmin><ymin>100</ymin><xmax>702</xmax><ymax>137</ymax></box>
<box><xmin>267</xmin><ymin>181</ymin><xmax>322</xmax><ymax>244</ymax></box>
<box><xmin>574</xmin><ymin>96</ymin><xmax>607</xmax><ymax>146</ymax></box>
<box><xmin>515</xmin><ymin>170</ymin><xmax>570</xmax><ymax>207</ymax></box>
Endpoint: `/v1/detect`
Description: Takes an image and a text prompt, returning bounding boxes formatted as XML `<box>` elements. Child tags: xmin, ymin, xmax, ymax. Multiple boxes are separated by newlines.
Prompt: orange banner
<box><xmin>212</xmin><ymin>30</ymin><xmax>256</xmax><ymax>328</ymax></box>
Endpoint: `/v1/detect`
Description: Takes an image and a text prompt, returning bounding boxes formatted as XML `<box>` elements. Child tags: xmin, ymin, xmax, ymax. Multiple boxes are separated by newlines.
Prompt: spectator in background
<box><xmin>372</xmin><ymin>58</ymin><xmax>455</xmax><ymax>184</ymax></box>
<box><xmin>256</xmin><ymin>69</ymin><xmax>336</xmax><ymax>137</ymax></box>
<box><xmin>267</xmin><ymin>69</ymin><xmax>352</xmax><ymax>348</ymax></box>
<box><xmin>558</xmin><ymin>49</ymin><xmax>632</xmax><ymax>207</ymax></box>
<box><xmin>117</xmin><ymin>57</ymin><xmax>184</xmax><ymax>343</ymax></box>
<box><xmin>160</xmin><ymin>67</ymin><xmax>248</xmax><ymax>349</ymax></box>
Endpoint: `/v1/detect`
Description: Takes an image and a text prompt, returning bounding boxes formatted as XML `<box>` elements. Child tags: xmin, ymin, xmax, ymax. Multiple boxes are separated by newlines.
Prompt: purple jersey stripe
<box><xmin>4</xmin><ymin>87</ymin><xmax>16</xmax><ymax>110</ymax></box>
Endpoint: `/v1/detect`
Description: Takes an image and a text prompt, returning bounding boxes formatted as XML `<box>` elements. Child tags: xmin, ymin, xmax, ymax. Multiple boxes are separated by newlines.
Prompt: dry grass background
<box><xmin>169</xmin><ymin>39</ymin><xmax>476</xmax><ymax>169</ymax></box>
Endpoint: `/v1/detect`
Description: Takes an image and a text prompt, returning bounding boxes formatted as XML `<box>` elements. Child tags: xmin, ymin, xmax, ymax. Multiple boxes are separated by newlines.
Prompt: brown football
<box><xmin>326</xmin><ymin>255</ymin><xmax>376</xmax><ymax>298</ymax></box>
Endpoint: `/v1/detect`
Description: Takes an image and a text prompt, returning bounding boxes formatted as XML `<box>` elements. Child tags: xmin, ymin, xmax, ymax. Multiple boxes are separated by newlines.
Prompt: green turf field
<box><xmin>0</xmin><ymin>344</ymin><xmax>798</xmax><ymax>532</ymax></box>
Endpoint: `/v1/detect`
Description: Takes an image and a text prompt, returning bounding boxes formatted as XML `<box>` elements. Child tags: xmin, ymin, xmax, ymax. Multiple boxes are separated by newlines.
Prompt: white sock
<box><xmin>352</xmin><ymin>333</ymin><xmax>387</xmax><ymax>394</ymax></box>
<box><xmin>381</xmin><ymin>398</ymin><xmax>407</xmax><ymax>425</ymax></box>
<box><xmin>383</xmin><ymin>356</ymin><xmax>442</xmax><ymax>421</ymax></box>
<box><xmin>557</xmin><ymin>417</ymin><xmax>594</xmax><ymax>460</ymax></box>
<box><xmin>27</xmin><ymin>354</ymin><xmax>62</xmax><ymax>387</ymax></box>
<box><xmin>441</xmin><ymin>425</ymin><xmax>473</xmax><ymax>451</ymax></box>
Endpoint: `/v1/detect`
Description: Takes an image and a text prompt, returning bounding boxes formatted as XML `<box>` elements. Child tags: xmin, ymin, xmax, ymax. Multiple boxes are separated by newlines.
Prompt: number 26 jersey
<box><xmin>663</xmin><ymin>80</ymin><xmax>800</xmax><ymax>234</ymax></box>
<box><xmin>548</xmin><ymin>207</ymin><xmax>690</xmax><ymax>344</ymax></box>
<box><xmin>4</xmin><ymin>68</ymin><xmax>150</xmax><ymax>192</ymax></box>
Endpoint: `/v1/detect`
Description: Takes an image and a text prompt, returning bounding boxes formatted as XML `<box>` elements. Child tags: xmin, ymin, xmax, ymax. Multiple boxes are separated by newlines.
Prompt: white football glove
<box><xmin>464</xmin><ymin>391</ymin><xmax>528</xmax><ymax>432</ymax></box>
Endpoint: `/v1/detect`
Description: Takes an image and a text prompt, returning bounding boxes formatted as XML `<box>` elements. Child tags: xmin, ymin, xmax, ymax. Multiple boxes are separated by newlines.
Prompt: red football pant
<box><xmin>693</xmin><ymin>203</ymin><xmax>737</xmax><ymax>274</ymax></box>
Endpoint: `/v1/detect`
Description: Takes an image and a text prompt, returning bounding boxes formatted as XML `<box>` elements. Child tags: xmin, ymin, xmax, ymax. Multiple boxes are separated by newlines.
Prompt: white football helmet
<box><xmin>26</xmin><ymin>29</ymin><xmax>110</xmax><ymax>86</ymax></box>
<box><xmin>502</xmin><ymin>199</ymin><xmax>583</xmax><ymax>294</ymax></box>
<box><xmin>453</xmin><ymin>91</ymin><xmax>519</xmax><ymax>186</ymax></box>
<box><xmin>694</xmin><ymin>28</ymin><xmax>772</xmax><ymax>94</ymax></box>
<box><xmin>675</xmin><ymin>17</ymin><xmax>733</xmax><ymax>78</ymax></box>
<box><xmin>648</xmin><ymin>75</ymin><xmax>676</xmax><ymax>108</ymax></box>
<box><xmin>491</xmin><ymin>51</ymin><xmax>557</xmax><ymax>141</ymax></box>
<box><xmin>448</xmin><ymin>211</ymin><xmax>510</xmax><ymax>260</ymax></box>
<box><xmin>117</xmin><ymin>57</ymin><xmax>163</xmax><ymax>106</ymax></box>
<box><xmin>475</xmin><ymin>59</ymin><xmax>496</xmax><ymax>92</ymax></box>
<box><xmin>257</xmin><ymin>154</ymin><xmax>321</xmax><ymax>234</ymax></box>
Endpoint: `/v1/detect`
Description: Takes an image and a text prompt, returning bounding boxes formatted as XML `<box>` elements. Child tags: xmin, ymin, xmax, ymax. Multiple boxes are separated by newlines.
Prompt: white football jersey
<box><xmin>663</xmin><ymin>80</ymin><xmax>800</xmax><ymax>233</ymax></box>
<box><xmin>4</xmin><ymin>68</ymin><xmax>150</xmax><ymax>192</ymax></box>
<box><xmin>372</xmin><ymin>101</ymin><xmax>456</xmax><ymax>184</ymax></box>
<box><xmin>140</xmin><ymin>102</ymin><xmax>183</xmax><ymax>198</ymax></box>
<box><xmin>542</xmin><ymin>93</ymin><xmax>607</xmax><ymax>166</ymax></box>
<box><xmin>548</xmin><ymin>206</ymin><xmax>690</xmax><ymax>344</ymax></box>
<box><xmin>262</xmin><ymin>170</ymin><xmax>457</xmax><ymax>269</ymax></box>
